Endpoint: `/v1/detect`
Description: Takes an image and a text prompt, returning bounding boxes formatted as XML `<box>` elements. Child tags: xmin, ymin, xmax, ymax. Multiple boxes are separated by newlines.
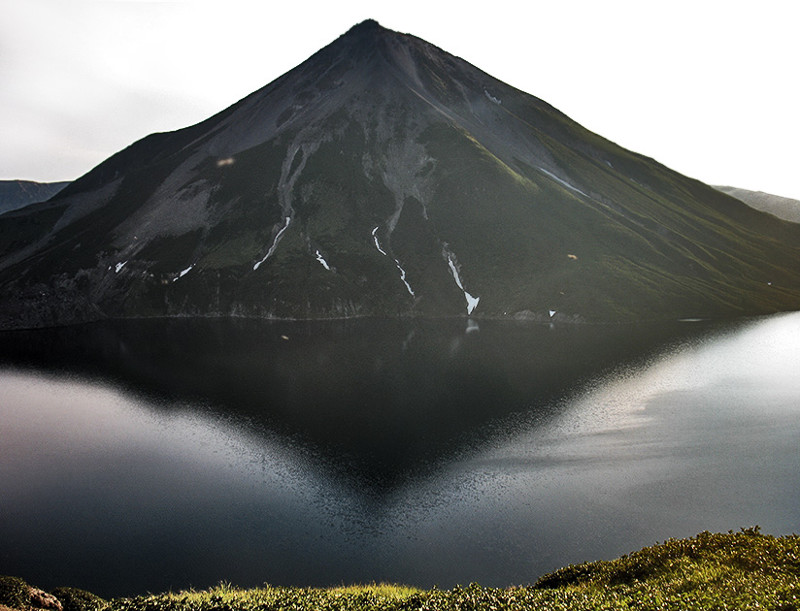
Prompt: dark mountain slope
<box><xmin>1</xmin><ymin>20</ymin><xmax>799</xmax><ymax>329</ymax></box>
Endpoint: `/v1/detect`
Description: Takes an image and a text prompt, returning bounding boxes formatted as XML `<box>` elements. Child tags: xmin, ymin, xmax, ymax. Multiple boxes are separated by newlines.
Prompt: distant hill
<box><xmin>715</xmin><ymin>186</ymin><xmax>800</xmax><ymax>223</ymax></box>
<box><xmin>1</xmin><ymin>20</ymin><xmax>800</xmax><ymax>329</ymax></box>
<box><xmin>0</xmin><ymin>180</ymin><xmax>71</xmax><ymax>214</ymax></box>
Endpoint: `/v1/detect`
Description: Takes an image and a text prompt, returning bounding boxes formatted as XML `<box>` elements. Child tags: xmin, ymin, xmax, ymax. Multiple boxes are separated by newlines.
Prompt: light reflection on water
<box><xmin>376</xmin><ymin>313</ymin><xmax>800</xmax><ymax>584</ymax></box>
<box><xmin>0</xmin><ymin>313</ymin><xmax>798</xmax><ymax>596</ymax></box>
<box><xmin>0</xmin><ymin>371</ymin><xmax>377</xmax><ymax>593</ymax></box>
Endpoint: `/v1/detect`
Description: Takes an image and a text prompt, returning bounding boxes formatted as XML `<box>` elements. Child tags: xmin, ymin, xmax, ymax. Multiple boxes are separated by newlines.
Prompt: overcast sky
<box><xmin>1</xmin><ymin>0</ymin><xmax>798</xmax><ymax>198</ymax></box>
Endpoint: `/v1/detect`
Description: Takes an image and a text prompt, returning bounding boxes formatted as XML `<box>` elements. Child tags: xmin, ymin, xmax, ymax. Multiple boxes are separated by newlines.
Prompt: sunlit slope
<box><xmin>1</xmin><ymin>20</ymin><xmax>799</xmax><ymax>328</ymax></box>
<box><xmin>1</xmin><ymin>529</ymin><xmax>797</xmax><ymax>610</ymax></box>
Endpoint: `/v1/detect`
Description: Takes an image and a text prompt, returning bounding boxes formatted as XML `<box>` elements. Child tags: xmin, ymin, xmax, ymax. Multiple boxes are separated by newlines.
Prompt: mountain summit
<box><xmin>1</xmin><ymin>21</ymin><xmax>799</xmax><ymax>328</ymax></box>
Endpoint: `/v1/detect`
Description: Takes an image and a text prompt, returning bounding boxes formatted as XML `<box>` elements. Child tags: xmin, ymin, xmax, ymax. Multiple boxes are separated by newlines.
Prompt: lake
<box><xmin>1</xmin><ymin>313</ymin><xmax>798</xmax><ymax>597</ymax></box>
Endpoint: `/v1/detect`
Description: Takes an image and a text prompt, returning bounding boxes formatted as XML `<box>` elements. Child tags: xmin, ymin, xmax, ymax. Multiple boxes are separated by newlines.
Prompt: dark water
<box><xmin>1</xmin><ymin>314</ymin><xmax>798</xmax><ymax>597</ymax></box>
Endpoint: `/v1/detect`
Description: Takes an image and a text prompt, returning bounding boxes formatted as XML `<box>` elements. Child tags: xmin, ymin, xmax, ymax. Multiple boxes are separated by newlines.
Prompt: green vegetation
<box><xmin>3</xmin><ymin>529</ymin><xmax>798</xmax><ymax>610</ymax></box>
<box><xmin>0</xmin><ymin>575</ymin><xmax>30</xmax><ymax>610</ymax></box>
<box><xmin>49</xmin><ymin>588</ymin><xmax>107</xmax><ymax>611</ymax></box>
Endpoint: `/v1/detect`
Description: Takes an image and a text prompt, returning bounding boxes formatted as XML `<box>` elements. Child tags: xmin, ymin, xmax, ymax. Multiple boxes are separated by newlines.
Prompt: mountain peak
<box><xmin>339</xmin><ymin>19</ymin><xmax>395</xmax><ymax>51</ymax></box>
<box><xmin>346</xmin><ymin>19</ymin><xmax>384</xmax><ymax>34</ymax></box>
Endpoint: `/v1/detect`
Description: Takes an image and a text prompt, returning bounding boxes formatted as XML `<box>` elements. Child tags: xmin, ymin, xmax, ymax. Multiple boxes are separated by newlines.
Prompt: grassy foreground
<box><xmin>2</xmin><ymin>529</ymin><xmax>798</xmax><ymax>611</ymax></box>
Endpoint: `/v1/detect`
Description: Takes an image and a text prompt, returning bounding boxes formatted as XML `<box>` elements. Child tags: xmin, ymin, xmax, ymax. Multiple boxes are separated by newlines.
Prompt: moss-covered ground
<box><xmin>2</xmin><ymin>529</ymin><xmax>798</xmax><ymax>610</ymax></box>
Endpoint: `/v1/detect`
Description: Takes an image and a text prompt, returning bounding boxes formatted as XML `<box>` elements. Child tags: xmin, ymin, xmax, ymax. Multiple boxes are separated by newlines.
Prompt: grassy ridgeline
<box><xmin>2</xmin><ymin>529</ymin><xmax>798</xmax><ymax>611</ymax></box>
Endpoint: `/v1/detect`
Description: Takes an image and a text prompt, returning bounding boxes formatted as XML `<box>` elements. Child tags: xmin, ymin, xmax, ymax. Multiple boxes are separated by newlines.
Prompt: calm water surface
<box><xmin>1</xmin><ymin>314</ymin><xmax>798</xmax><ymax>596</ymax></box>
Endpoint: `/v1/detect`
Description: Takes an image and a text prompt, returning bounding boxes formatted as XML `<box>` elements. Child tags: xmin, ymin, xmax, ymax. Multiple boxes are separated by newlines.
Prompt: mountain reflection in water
<box><xmin>0</xmin><ymin>317</ymin><xmax>707</xmax><ymax>486</ymax></box>
<box><xmin>1</xmin><ymin>314</ymin><xmax>798</xmax><ymax>597</ymax></box>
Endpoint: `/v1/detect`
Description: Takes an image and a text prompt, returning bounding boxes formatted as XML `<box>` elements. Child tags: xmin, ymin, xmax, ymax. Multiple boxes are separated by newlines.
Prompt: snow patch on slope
<box><xmin>484</xmin><ymin>89</ymin><xmax>501</xmax><ymax>105</ymax></box>
<box><xmin>254</xmin><ymin>216</ymin><xmax>291</xmax><ymax>270</ymax></box>
<box><xmin>315</xmin><ymin>249</ymin><xmax>331</xmax><ymax>271</ymax></box>
<box><xmin>372</xmin><ymin>226</ymin><xmax>415</xmax><ymax>296</ymax></box>
<box><xmin>443</xmin><ymin>245</ymin><xmax>480</xmax><ymax>315</ymax></box>
<box><xmin>173</xmin><ymin>264</ymin><xmax>194</xmax><ymax>281</ymax></box>
<box><xmin>396</xmin><ymin>260</ymin><xmax>415</xmax><ymax>296</ymax></box>
<box><xmin>372</xmin><ymin>226</ymin><xmax>388</xmax><ymax>256</ymax></box>
<box><xmin>538</xmin><ymin>167</ymin><xmax>588</xmax><ymax>198</ymax></box>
